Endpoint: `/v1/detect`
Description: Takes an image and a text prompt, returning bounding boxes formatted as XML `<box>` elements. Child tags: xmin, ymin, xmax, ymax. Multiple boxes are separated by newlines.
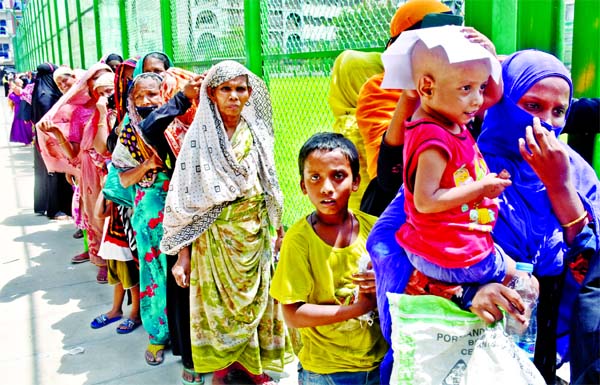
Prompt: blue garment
<box><xmin>478</xmin><ymin>49</ymin><xmax>600</xmax><ymax>383</ymax></box>
<box><xmin>366</xmin><ymin>187</ymin><xmax>413</xmax><ymax>385</ymax></box>
<box><xmin>298</xmin><ymin>363</ymin><xmax>380</xmax><ymax>385</ymax></box>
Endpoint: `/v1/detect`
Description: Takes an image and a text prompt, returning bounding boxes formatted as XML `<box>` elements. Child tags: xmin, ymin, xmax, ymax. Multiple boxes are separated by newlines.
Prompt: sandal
<box><xmin>90</xmin><ymin>313</ymin><xmax>122</xmax><ymax>329</ymax></box>
<box><xmin>145</xmin><ymin>344</ymin><xmax>166</xmax><ymax>366</ymax></box>
<box><xmin>116</xmin><ymin>318</ymin><xmax>141</xmax><ymax>334</ymax></box>
<box><xmin>182</xmin><ymin>367</ymin><xmax>204</xmax><ymax>385</ymax></box>
<box><xmin>96</xmin><ymin>266</ymin><xmax>108</xmax><ymax>284</ymax></box>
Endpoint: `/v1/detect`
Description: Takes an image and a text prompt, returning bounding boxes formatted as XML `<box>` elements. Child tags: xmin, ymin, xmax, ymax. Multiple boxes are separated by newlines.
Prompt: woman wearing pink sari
<box><xmin>38</xmin><ymin>63</ymin><xmax>115</xmax><ymax>283</ymax></box>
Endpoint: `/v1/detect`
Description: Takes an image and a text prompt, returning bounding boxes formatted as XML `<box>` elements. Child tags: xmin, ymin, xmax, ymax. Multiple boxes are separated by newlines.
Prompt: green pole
<box><xmin>159</xmin><ymin>0</ymin><xmax>173</xmax><ymax>61</ymax></box>
<box><xmin>64</xmin><ymin>0</ymin><xmax>74</xmax><ymax>68</ymax></box>
<box><xmin>41</xmin><ymin>1</ymin><xmax>54</xmax><ymax>64</ymax></box>
<box><xmin>75</xmin><ymin>0</ymin><xmax>85</xmax><ymax>66</ymax></box>
<box><xmin>244</xmin><ymin>0</ymin><xmax>263</xmax><ymax>77</ymax></box>
<box><xmin>53</xmin><ymin>0</ymin><xmax>63</xmax><ymax>65</ymax></box>
<box><xmin>517</xmin><ymin>0</ymin><xmax>563</xmax><ymax>56</ymax></box>
<box><xmin>464</xmin><ymin>0</ymin><xmax>517</xmax><ymax>56</ymax></box>
<box><xmin>570</xmin><ymin>0</ymin><xmax>600</xmax><ymax>97</ymax></box>
<box><xmin>118</xmin><ymin>0</ymin><xmax>129</xmax><ymax>59</ymax></box>
<box><xmin>93</xmin><ymin>0</ymin><xmax>102</xmax><ymax>60</ymax></box>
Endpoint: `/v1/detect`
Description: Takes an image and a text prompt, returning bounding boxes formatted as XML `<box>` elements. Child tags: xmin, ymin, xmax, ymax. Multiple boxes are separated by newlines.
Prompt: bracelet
<box><xmin>561</xmin><ymin>211</ymin><xmax>588</xmax><ymax>228</ymax></box>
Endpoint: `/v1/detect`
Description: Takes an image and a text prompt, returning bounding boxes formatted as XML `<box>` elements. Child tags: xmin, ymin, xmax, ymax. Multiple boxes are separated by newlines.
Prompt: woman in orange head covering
<box><xmin>356</xmin><ymin>0</ymin><xmax>451</xmax><ymax>216</ymax></box>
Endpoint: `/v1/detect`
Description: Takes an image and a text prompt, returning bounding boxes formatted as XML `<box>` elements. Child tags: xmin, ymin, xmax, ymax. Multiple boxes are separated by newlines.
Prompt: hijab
<box><xmin>114</xmin><ymin>58</ymin><xmax>138</xmax><ymax>124</ymax></box>
<box><xmin>160</xmin><ymin>60</ymin><xmax>283</xmax><ymax>255</ymax></box>
<box><xmin>133</xmin><ymin>51</ymin><xmax>173</xmax><ymax>78</ymax></box>
<box><xmin>478</xmin><ymin>50</ymin><xmax>598</xmax><ymax>276</ymax></box>
<box><xmin>37</xmin><ymin>62</ymin><xmax>112</xmax><ymax>175</ymax></box>
<box><xmin>31</xmin><ymin>63</ymin><xmax>62</xmax><ymax>123</ymax></box>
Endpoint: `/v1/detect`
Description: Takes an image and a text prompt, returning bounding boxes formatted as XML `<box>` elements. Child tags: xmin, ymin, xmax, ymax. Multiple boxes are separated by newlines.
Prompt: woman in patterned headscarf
<box><xmin>161</xmin><ymin>60</ymin><xmax>289</xmax><ymax>384</ymax></box>
<box><xmin>111</xmin><ymin>72</ymin><xmax>172</xmax><ymax>367</ymax></box>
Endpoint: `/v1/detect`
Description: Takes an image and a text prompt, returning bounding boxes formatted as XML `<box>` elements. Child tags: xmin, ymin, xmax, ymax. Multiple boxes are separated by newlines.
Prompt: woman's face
<box><xmin>208</xmin><ymin>75</ymin><xmax>251</xmax><ymax>122</ymax></box>
<box><xmin>143</xmin><ymin>57</ymin><xmax>167</xmax><ymax>74</ymax></box>
<box><xmin>517</xmin><ymin>76</ymin><xmax>571</xmax><ymax>128</ymax></box>
<box><xmin>87</xmin><ymin>69</ymin><xmax>111</xmax><ymax>98</ymax></box>
<box><xmin>95</xmin><ymin>85</ymin><xmax>114</xmax><ymax>99</ymax></box>
<box><xmin>131</xmin><ymin>77</ymin><xmax>162</xmax><ymax>107</ymax></box>
<box><xmin>55</xmin><ymin>74</ymin><xmax>76</xmax><ymax>93</ymax></box>
<box><xmin>106</xmin><ymin>59</ymin><xmax>121</xmax><ymax>73</ymax></box>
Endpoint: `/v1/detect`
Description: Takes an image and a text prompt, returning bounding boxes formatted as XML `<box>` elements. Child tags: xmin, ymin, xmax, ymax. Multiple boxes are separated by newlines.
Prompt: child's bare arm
<box><xmin>414</xmin><ymin>149</ymin><xmax>512</xmax><ymax>213</ymax></box>
<box><xmin>384</xmin><ymin>89</ymin><xmax>420</xmax><ymax>147</ymax></box>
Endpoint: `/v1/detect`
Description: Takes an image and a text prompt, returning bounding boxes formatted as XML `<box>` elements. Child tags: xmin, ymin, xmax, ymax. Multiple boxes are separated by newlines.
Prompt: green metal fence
<box><xmin>13</xmin><ymin>0</ymin><xmax>600</xmax><ymax>226</ymax></box>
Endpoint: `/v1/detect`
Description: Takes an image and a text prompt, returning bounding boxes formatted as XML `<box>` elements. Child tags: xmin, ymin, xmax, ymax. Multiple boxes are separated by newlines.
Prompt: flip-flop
<box><xmin>90</xmin><ymin>313</ymin><xmax>122</xmax><ymax>329</ymax></box>
<box><xmin>116</xmin><ymin>318</ymin><xmax>141</xmax><ymax>334</ymax></box>
<box><xmin>145</xmin><ymin>344</ymin><xmax>165</xmax><ymax>366</ymax></box>
<box><xmin>182</xmin><ymin>367</ymin><xmax>204</xmax><ymax>385</ymax></box>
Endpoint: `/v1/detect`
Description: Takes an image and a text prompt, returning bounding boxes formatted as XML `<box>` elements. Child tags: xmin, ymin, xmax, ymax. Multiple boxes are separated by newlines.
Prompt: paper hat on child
<box><xmin>381</xmin><ymin>25</ymin><xmax>502</xmax><ymax>90</ymax></box>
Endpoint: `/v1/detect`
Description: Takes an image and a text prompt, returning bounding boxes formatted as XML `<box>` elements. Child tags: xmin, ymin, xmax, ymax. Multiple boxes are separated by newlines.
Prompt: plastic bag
<box><xmin>387</xmin><ymin>293</ymin><xmax>545</xmax><ymax>385</ymax></box>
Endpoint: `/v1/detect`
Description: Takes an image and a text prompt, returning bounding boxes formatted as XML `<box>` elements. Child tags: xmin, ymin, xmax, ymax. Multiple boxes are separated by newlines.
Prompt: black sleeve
<box><xmin>376</xmin><ymin>133</ymin><xmax>404</xmax><ymax>194</ymax></box>
<box><xmin>139</xmin><ymin>91</ymin><xmax>192</xmax><ymax>163</ymax></box>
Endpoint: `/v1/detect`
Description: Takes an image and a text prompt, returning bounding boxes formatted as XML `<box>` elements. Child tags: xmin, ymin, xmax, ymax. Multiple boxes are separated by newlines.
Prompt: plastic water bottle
<box><xmin>505</xmin><ymin>262</ymin><xmax>538</xmax><ymax>361</ymax></box>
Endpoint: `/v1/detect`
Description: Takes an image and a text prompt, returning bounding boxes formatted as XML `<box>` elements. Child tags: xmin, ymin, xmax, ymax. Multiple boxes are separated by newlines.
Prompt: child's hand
<box><xmin>352</xmin><ymin>270</ymin><xmax>377</xmax><ymax>315</ymax></box>
<box><xmin>480</xmin><ymin>172</ymin><xmax>512</xmax><ymax>199</ymax></box>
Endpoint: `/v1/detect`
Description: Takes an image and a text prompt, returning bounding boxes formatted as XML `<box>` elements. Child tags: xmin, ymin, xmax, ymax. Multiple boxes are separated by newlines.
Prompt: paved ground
<box><xmin>0</xmin><ymin>95</ymin><xmax>297</xmax><ymax>385</ymax></box>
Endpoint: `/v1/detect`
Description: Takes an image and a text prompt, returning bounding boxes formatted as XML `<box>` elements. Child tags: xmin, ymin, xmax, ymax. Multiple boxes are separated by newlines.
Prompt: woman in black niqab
<box><xmin>31</xmin><ymin>63</ymin><xmax>73</xmax><ymax>218</ymax></box>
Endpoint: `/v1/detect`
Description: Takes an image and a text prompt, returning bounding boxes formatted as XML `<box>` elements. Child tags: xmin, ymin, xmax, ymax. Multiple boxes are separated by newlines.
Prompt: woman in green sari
<box><xmin>161</xmin><ymin>61</ymin><xmax>290</xmax><ymax>384</ymax></box>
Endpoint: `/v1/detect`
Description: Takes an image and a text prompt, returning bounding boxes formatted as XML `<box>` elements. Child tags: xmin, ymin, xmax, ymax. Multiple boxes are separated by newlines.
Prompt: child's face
<box><xmin>300</xmin><ymin>149</ymin><xmax>359</xmax><ymax>217</ymax></box>
<box><xmin>425</xmin><ymin>60</ymin><xmax>490</xmax><ymax>128</ymax></box>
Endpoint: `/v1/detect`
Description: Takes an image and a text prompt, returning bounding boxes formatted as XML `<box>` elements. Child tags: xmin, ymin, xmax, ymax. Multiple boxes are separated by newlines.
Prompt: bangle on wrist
<box><xmin>561</xmin><ymin>211</ymin><xmax>588</xmax><ymax>229</ymax></box>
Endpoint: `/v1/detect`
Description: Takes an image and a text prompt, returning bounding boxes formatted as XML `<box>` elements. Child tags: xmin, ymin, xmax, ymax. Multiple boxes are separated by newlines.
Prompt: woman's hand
<box><xmin>37</xmin><ymin>120</ymin><xmax>59</xmax><ymax>135</ymax></box>
<box><xmin>96</xmin><ymin>96</ymin><xmax>108</xmax><ymax>119</ymax></box>
<box><xmin>470</xmin><ymin>282</ymin><xmax>527</xmax><ymax>325</ymax></box>
<box><xmin>462</xmin><ymin>27</ymin><xmax>497</xmax><ymax>57</ymax></box>
<box><xmin>172</xmin><ymin>247</ymin><xmax>191</xmax><ymax>288</ymax></box>
<box><xmin>145</xmin><ymin>153</ymin><xmax>163</xmax><ymax>171</ymax></box>
<box><xmin>519</xmin><ymin>117</ymin><xmax>570</xmax><ymax>189</ymax></box>
<box><xmin>183</xmin><ymin>74</ymin><xmax>204</xmax><ymax>102</ymax></box>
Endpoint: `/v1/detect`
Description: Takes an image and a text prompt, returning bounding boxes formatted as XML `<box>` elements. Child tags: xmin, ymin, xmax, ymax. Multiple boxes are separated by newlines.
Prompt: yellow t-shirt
<box><xmin>270</xmin><ymin>210</ymin><xmax>387</xmax><ymax>374</ymax></box>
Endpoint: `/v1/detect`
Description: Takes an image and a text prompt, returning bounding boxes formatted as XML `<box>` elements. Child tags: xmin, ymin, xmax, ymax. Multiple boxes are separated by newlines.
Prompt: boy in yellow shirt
<box><xmin>270</xmin><ymin>132</ymin><xmax>387</xmax><ymax>385</ymax></box>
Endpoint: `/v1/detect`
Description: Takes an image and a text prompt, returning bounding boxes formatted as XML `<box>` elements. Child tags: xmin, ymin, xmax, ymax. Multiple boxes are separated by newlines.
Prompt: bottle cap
<box><xmin>515</xmin><ymin>262</ymin><xmax>534</xmax><ymax>273</ymax></box>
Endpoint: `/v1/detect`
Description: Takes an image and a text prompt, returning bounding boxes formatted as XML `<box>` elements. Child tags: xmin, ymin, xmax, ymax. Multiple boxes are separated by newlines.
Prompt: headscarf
<box><xmin>111</xmin><ymin>72</ymin><xmax>165</xmax><ymax>175</ymax></box>
<box><xmin>389</xmin><ymin>0</ymin><xmax>451</xmax><ymax>38</ymax></box>
<box><xmin>477</xmin><ymin>50</ymin><xmax>587</xmax><ymax>276</ymax></box>
<box><xmin>133</xmin><ymin>51</ymin><xmax>173</xmax><ymax>78</ymax></box>
<box><xmin>329</xmin><ymin>50</ymin><xmax>383</xmax><ymax>209</ymax></box>
<box><xmin>478</xmin><ymin>48</ymin><xmax>600</xmax><ymax>372</ymax></box>
<box><xmin>52</xmin><ymin>66</ymin><xmax>74</xmax><ymax>83</ymax></box>
<box><xmin>329</xmin><ymin>50</ymin><xmax>383</xmax><ymax>118</ymax></box>
<box><xmin>37</xmin><ymin>62</ymin><xmax>112</xmax><ymax>175</ymax></box>
<box><xmin>31</xmin><ymin>63</ymin><xmax>62</xmax><ymax>124</ymax></box>
<box><xmin>114</xmin><ymin>58</ymin><xmax>138</xmax><ymax>124</ymax></box>
<box><xmin>93</xmin><ymin>72</ymin><xmax>115</xmax><ymax>90</ymax></box>
<box><xmin>160</xmin><ymin>60</ymin><xmax>283</xmax><ymax>255</ymax></box>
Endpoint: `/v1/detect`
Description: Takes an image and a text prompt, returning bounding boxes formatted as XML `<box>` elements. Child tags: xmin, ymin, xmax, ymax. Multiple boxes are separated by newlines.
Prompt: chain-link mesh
<box><xmin>98</xmin><ymin>0</ymin><xmax>122</xmax><ymax>59</ymax></box>
<box><xmin>26</xmin><ymin>0</ymin><xmax>591</xmax><ymax>228</ymax></box>
<box><xmin>125</xmin><ymin>0</ymin><xmax>163</xmax><ymax>57</ymax></box>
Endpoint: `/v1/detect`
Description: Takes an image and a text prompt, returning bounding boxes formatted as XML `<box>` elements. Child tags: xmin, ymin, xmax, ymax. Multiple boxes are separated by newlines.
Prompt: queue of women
<box><xmin>6</xmin><ymin>0</ymin><xmax>600</xmax><ymax>384</ymax></box>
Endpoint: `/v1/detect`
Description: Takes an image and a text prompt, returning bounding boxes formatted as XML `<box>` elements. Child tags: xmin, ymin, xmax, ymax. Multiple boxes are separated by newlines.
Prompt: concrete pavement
<box><xmin>0</xmin><ymin>95</ymin><xmax>297</xmax><ymax>385</ymax></box>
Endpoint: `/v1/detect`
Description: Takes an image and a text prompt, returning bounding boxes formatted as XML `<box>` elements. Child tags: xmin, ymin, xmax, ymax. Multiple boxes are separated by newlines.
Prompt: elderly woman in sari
<box><xmin>111</xmin><ymin>72</ymin><xmax>172</xmax><ymax>366</ymax></box>
<box><xmin>160</xmin><ymin>61</ymin><xmax>289</xmax><ymax>385</ymax></box>
<box><xmin>38</xmin><ymin>63</ymin><xmax>114</xmax><ymax>282</ymax></box>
